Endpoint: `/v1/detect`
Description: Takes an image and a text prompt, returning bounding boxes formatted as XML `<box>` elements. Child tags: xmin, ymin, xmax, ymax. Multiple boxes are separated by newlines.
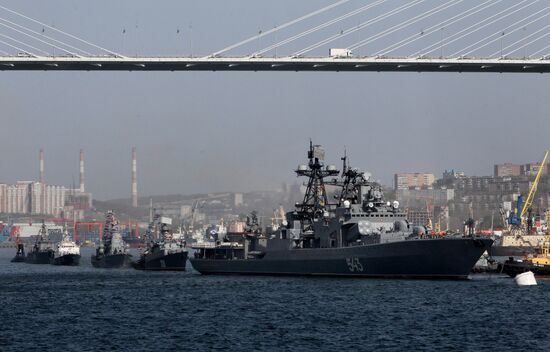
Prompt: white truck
<box><xmin>329</xmin><ymin>48</ymin><xmax>353</xmax><ymax>58</ymax></box>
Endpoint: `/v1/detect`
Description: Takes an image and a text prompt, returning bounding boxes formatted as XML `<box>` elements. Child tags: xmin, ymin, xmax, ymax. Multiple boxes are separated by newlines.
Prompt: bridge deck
<box><xmin>0</xmin><ymin>56</ymin><xmax>549</xmax><ymax>73</ymax></box>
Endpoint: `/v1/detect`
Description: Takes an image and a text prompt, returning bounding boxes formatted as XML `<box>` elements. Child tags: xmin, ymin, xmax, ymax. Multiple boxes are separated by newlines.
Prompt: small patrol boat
<box><xmin>11</xmin><ymin>236</ymin><xmax>26</xmax><ymax>263</ymax></box>
<box><xmin>91</xmin><ymin>211</ymin><xmax>132</xmax><ymax>268</ymax></box>
<box><xmin>50</xmin><ymin>226</ymin><xmax>81</xmax><ymax>266</ymax></box>
<box><xmin>132</xmin><ymin>215</ymin><xmax>188</xmax><ymax>271</ymax></box>
<box><xmin>500</xmin><ymin>235</ymin><xmax>550</xmax><ymax>277</ymax></box>
<box><xmin>24</xmin><ymin>221</ymin><xmax>55</xmax><ymax>264</ymax></box>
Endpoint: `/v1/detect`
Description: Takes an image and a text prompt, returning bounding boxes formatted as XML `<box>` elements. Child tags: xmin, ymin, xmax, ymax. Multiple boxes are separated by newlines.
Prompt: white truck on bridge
<box><xmin>329</xmin><ymin>48</ymin><xmax>352</xmax><ymax>58</ymax></box>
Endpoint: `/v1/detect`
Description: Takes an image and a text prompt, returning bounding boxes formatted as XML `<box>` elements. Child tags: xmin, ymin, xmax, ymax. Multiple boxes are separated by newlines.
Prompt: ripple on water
<box><xmin>1</xmin><ymin>249</ymin><xmax>550</xmax><ymax>351</ymax></box>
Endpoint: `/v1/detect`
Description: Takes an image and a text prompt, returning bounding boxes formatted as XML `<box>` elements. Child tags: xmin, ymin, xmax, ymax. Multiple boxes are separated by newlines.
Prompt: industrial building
<box><xmin>0</xmin><ymin>149</ymin><xmax>92</xmax><ymax>218</ymax></box>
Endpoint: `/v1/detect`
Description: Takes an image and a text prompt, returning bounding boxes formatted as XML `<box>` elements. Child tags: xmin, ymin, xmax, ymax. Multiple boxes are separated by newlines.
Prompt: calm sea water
<box><xmin>1</xmin><ymin>247</ymin><xmax>550</xmax><ymax>351</ymax></box>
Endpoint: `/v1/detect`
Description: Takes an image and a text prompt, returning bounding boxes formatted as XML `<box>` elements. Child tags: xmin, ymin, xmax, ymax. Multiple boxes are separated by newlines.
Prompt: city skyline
<box><xmin>1</xmin><ymin>145</ymin><xmax>548</xmax><ymax>201</ymax></box>
<box><xmin>0</xmin><ymin>0</ymin><xmax>549</xmax><ymax>199</ymax></box>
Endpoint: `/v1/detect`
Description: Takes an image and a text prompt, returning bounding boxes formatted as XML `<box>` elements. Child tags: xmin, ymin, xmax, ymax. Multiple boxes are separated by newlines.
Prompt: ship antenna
<box><xmin>341</xmin><ymin>147</ymin><xmax>347</xmax><ymax>176</ymax></box>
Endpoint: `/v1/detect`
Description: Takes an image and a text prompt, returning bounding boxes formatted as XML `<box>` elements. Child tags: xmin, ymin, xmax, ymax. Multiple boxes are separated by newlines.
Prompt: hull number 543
<box><xmin>346</xmin><ymin>257</ymin><xmax>363</xmax><ymax>272</ymax></box>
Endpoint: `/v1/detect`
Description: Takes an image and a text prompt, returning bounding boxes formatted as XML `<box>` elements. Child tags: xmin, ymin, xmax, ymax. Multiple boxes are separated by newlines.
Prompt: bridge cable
<box><xmin>374</xmin><ymin>0</ymin><xmax>499</xmax><ymax>56</ymax></box>
<box><xmin>460</xmin><ymin>4</ymin><xmax>549</xmax><ymax>57</ymax></box>
<box><xmin>0</xmin><ymin>38</ymin><xmax>35</xmax><ymax>55</ymax></box>
<box><xmin>0</xmin><ymin>48</ymin><xmax>8</xmax><ymax>55</ymax></box>
<box><xmin>496</xmin><ymin>23</ymin><xmax>550</xmax><ymax>57</ymax></box>
<box><xmin>294</xmin><ymin>0</ymin><xmax>426</xmax><ymax>56</ymax></box>
<box><xmin>0</xmin><ymin>4</ymin><xmax>124</xmax><ymax>57</ymax></box>
<box><xmin>530</xmin><ymin>43</ymin><xmax>550</xmax><ymax>57</ymax></box>
<box><xmin>453</xmin><ymin>1</ymin><xmax>546</xmax><ymax>56</ymax></box>
<box><xmin>348</xmin><ymin>0</ymin><xmax>462</xmax><ymax>52</ymax></box>
<box><xmin>211</xmin><ymin>0</ymin><xmax>350</xmax><ymax>56</ymax></box>
<box><xmin>0</xmin><ymin>16</ymin><xmax>92</xmax><ymax>56</ymax></box>
<box><xmin>414</xmin><ymin>0</ymin><xmax>533</xmax><ymax>57</ymax></box>
<box><xmin>252</xmin><ymin>0</ymin><xmax>389</xmax><ymax>56</ymax></box>
<box><xmin>0</xmin><ymin>21</ymin><xmax>80</xmax><ymax>56</ymax></box>
<box><xmin>0</xmin><ymin>33</ymin><xmax>48</xmax><ymax>55</ymax></box>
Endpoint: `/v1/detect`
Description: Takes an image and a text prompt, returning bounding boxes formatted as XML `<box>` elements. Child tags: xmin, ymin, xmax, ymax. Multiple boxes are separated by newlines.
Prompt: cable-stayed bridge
<box><xmin>0</xmin><ymin>1</ymin><xmax>549</xmax><ymax>73</ymax></box>
<box><xmin>1</xmin><ymin>56</ymin><xmax>548</xmax><ymax>73</ymax></box>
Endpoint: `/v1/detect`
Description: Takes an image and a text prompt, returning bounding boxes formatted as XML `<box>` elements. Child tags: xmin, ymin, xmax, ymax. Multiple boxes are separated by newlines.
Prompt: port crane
<box><xmin>508</xmin><ymin>149</ymin><xmax>549</xmax><ymax>231</ymax></box>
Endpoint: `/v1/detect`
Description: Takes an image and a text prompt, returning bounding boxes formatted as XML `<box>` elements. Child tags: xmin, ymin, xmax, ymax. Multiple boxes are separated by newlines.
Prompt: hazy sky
<box><xmin>0</xmin><ymin>1</ymin><xmax>549</xmax><ymax>200</ymax></box>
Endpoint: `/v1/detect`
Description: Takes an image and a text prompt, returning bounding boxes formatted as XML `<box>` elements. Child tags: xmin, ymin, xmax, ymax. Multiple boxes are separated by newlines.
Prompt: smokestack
<box><xmin>131</xmin><ymin>147</ymin><xmax>138</xmax><ymax>207</ymax></box>
<box><xmin>39</xmin><ymin>148</ymin><xmax>44</xmax><ymax>183</ymax></box>
<box><xmin>79</xmin><ymin>149</ymin><xmax>85</xmax><ymax>192</ymax></box>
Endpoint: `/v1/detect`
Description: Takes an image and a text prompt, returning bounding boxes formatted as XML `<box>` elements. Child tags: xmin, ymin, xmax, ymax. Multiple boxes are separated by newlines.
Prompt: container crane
<box><xmin>508</xmin><ymin>149</ymin><xmax>549</xmax><ymax>228</ymax></box>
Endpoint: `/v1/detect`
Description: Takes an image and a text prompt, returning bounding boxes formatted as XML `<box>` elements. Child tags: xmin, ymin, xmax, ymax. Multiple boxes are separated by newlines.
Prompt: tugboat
<box><xmin>132</xmin><ymin>215</ymin><xmax>188</xmax><ymax>271</ymax></box>
<box><xmin>50</xmin><ymin>226</ymin><xmax>81</xmax><ymax>266</ymax></box>
<box><xmin>190</xmin><ymin>142</ymin><xmax>493</xmax><ymax>279</ymax></box>
<box><xmin>24</xmin><ymin>221</ymin><xmax>55</xmax><ymax>264</ymax></box>
<box><xmin>500</xmin><ymin>235</ymin><xmax>550</xmax><ymax>277</ymax></box>
<box><xmin>10</xmin><ymin>236</ymin><xmax>25</xmax><ymax>263</ymax></box>
<box><xmin>91</xmin><ymin>211</ymin><xmax>132</xmax><ymax>268</ymax></box>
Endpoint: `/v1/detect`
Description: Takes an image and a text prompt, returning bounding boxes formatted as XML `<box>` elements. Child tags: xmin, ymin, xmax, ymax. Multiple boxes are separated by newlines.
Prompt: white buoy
<box><xmin>515</xmin><ymin>271</ymin><xmax>537</xmax><ymax>286</ymax></box>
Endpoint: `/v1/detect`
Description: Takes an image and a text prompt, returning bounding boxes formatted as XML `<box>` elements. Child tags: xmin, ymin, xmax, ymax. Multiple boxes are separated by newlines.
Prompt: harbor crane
<box><xmin>508</xmin><ymin>149</ymin><xmax>549</xmax><ymax>231</ymax></box>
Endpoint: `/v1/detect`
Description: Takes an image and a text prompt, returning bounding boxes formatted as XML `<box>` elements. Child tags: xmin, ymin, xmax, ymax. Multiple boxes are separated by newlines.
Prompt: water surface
<box><xmin>1</xmin><ymin>248</ymin><xmax>549</xmax><ymax>351</ymax></box>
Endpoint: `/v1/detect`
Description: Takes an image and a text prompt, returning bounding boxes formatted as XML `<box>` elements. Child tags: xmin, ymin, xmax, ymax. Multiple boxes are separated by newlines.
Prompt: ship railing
<box><xmin>191</xmin><ymin>242</ymin><xmax>217</xmax><ymax>249</ymax></box>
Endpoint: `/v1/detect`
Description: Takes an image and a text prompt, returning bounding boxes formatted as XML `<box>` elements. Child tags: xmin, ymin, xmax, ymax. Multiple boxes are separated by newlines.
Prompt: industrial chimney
<box><xmin>79</xmin><ymin>149</ymin><xmax>85</xmax><ymax>192</ymax></box>
<box><xmin>39</xmin><ymin>148</ymin><xmax>44</xmax><ymax>183</ymax></box>
<box><xmin>131</xmin><ymin>147</ymin><xmax>138</xmax><ymax>207</ymax></box>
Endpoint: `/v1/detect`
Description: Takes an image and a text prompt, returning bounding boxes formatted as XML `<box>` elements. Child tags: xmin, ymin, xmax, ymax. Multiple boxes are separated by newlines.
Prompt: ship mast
<box><xmin>103</xmin><ymin>211</ymin><xmax>115</xmax><ymax>250</ymax></box>
<box><xmin>295</xmin><ymin>141</ymin><xmax>339</xmax><ymax>231</ymax></box>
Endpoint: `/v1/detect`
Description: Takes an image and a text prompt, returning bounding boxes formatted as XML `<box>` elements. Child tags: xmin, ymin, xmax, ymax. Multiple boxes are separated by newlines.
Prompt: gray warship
<box><xmin>190</xmin><ymin>142</ymin><xmax>493</xmax><ymax>279</ymax></box>
<box><xmin>91</xmin><ymin>211</ymin><xmax>132</xmax><ymax>268</ymax></box>
<box><xmin>24</xmin><ymin>222</ymin><xmax>55</xmax><ymax>264</ymax></box>
<box><xmin>132</xmin><ymin>215</ymin><xmax>188</xmax><ymax>271</ymax></box>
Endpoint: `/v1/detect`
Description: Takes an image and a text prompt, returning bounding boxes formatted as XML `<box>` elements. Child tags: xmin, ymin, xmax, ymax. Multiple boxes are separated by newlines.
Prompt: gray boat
<box><xmin>132</xmin><ymin>215</ymin><xmax>188</xmax><ymax>271</ymax></box>
<box><xmin>91</xmin><ymin>211</ymin><xmax>132</xmax><ymax>268</ymax></box>
<box><xmin>190</xmin><ymin>142</ymin><xmax>493</xmax><ymax>279</ymax></box>
<box><xmin>24</xmin><ymin>222</ymin><xmax>55</xmax><ymax>264</ymax></box>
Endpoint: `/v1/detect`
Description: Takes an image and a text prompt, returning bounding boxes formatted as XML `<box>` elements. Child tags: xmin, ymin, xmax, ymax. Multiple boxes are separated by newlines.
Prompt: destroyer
<box><xmin>91</xmin><ymin>211</ymin><xmax>132</xmax><ymax>268</ymax></box>
<box><xmin>50</xmin><ymin>226</ymin><xmax>81</xmax><ymax>266</ymax></box>
<box><xmin>25</xmin><ymin>221</ymin><xmax>54</xmax><ymax>264</ymax></box>
<box><xmin>132</xmin><ymin>215</ymin><xmax>188</xmax><ymax>271</ymax></box>
<box><xmin>191</xmin><ymin>142</ymin><xmax>493</xmax><ymax>279</ymax></box>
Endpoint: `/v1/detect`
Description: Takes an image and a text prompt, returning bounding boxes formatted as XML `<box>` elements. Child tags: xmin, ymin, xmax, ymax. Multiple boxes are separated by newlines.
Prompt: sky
<box><xmin>0</xmin><ymin>0</ymin><xmax>549</xmax><ymax>200</ymax></box>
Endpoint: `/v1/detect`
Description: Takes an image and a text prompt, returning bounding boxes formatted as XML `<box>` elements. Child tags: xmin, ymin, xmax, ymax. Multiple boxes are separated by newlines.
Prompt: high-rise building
<box><xmin>494</xmin><ymin>163</ymin><xmax>521</xmax><ymax>177</ymax></box>
<box><xmin>234</xmin><ymin>193</ymin><xmax>244</xmax><ymax>207</ymax></box>
<box><xmin>0</xmin><ymin>181</ymin><xmax>65</xmax><ymax>216</ymax></box>
<box><xmin>521</xmin><ymin>162</ymin><xmax>549</xmax><ymax>176</ymax></box>
<box><xmin>394</xmin><ymin>173</ymin><xmax>435</xmax><ymax>190</ymax></box>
